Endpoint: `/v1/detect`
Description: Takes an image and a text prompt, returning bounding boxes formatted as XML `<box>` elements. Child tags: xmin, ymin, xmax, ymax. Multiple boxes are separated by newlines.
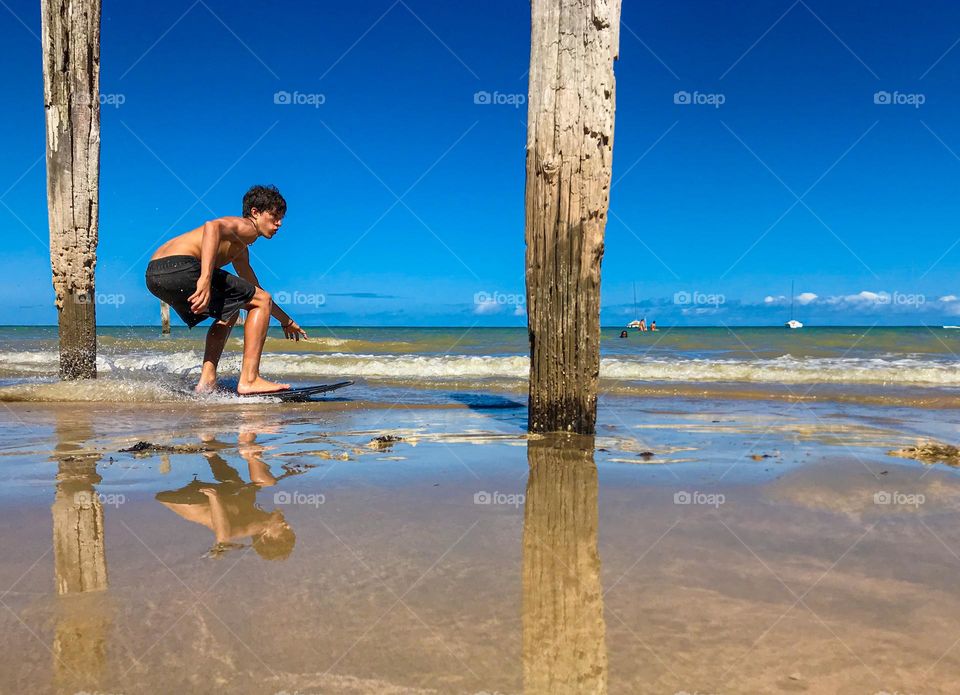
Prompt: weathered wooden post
<box><xmin>41</xmin><ymin>0</ymin><xmax>102</xmax><ymax>379</ymax></box>
<box><xmin>160</xmin><ymin>301</ymin><xmax>171</xmax><ymax>335</ymax></box>
<box><xmin>525</xmin><ymin>0</ymin><xmax>621</xmax><ymax>433</ymax></box>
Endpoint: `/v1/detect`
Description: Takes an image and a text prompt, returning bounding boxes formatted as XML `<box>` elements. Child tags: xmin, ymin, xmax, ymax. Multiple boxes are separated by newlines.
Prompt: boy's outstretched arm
<box><xmin>199</xmin><ymin>488</ymin><xmax>232</xmax><ymax>543</ymax></box>
<box><xmin>233</xmin><ymin>248</ymin><xmax>308</xmax><ymax>341</ymax></box>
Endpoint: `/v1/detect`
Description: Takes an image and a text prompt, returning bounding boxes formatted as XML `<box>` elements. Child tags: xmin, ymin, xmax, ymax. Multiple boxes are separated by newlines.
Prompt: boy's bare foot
<box><xmin>237</xmin><ymin>377</ymin><xmax>291</xmax><ymax>395</ymax></box>
<box><xmin>195</xmin><ymin>379</ymin><xmax>217</xmax><ymax>394</ymax></box>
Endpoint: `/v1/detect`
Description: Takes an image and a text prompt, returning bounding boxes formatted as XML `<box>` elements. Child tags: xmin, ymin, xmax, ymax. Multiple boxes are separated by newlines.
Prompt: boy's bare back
<box><xmin>150</xmin><ymin>216</ymin><xmax>263</xmax><ymax>268</ymax></box>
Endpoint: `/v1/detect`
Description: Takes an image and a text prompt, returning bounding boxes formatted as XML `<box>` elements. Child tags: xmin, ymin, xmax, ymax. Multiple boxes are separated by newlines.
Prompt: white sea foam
<box><xmin>2</xmin><ymin>349</ymin><xmax>960</xmax><ymax>387</ymax></box>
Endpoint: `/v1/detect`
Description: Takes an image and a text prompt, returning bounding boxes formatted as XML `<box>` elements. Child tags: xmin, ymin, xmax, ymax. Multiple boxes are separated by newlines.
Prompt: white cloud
<box><xmin>843</xmin><ymin>290</ymin><xmax>888</xmax><ymax>304</ymax></box>
<box><xmin>681</xmin><ymin>306</ymin><xmax>724</xmax><ymax>316</ymax></box>
<box><xmin>756</xmin><ymin>289</ymin><xmax>945</xmax><ymax>313</ymax></box>
<box><xmin>473</xmin><ymin>300</ymin><xmax>501</xmax><ymax>315</ymax></box>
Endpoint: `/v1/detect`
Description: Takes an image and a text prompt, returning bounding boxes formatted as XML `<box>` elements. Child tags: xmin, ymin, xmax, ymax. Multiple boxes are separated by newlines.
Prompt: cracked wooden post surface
<box><xmin>525</xmin><ymin>0</ymin><xmax>621</xmax><ymax>434</ymax></box>
<box><xmin>41</xmin><ymin>0</ymin><xmax>102</xmax><ymax>379</ymax></box>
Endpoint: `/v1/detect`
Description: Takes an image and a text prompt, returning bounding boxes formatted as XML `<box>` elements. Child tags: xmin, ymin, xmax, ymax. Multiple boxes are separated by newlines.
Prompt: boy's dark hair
<box><xmin>252</xmin><ymin>524</ymin><xmax>296</xmax><ymax>561</ymax></box>
<box><xmin>242</xmin><ymin>184</ymin><xmax>286</xmax><ymax>218</ymax></box>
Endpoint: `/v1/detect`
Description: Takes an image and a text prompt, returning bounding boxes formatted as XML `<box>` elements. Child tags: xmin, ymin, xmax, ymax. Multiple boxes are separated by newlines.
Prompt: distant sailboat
<box><xmin>785</xmin><ymin>282</ymin><xmax>803</xmax><ymax>329</ymax></box>
<box><xmin>627</xmin><ymin>283</ymin><xmax>642</xmax><ymax>328</ymax></box>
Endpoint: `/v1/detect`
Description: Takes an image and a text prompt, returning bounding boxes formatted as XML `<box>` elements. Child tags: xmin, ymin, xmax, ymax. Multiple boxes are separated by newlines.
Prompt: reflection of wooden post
<box><xmin>53</xmin><ymin>460</ymin><xmax>107</xmax><ymax>594</ymax></box>
<box><xmin>51</xmin><ymin>411</ymin><xmax>109</xmax><ymax>690</ymax></box>
<box><xmin>525</xmin><ymin>0</ymin><xmax>621</xmax><ymax>434</ymax></box>
<box><xmin>523</xmin><ymin>434</ymin><xmax>607</xmax><ymax>694</ymax></box>
<box><xmin>41</xmin><ymin>0</ymin><xmax>102</xmax><ymax>379</ymax></box>
<box><xmin>160</xmin><ymin>300</ymin><xmax>170</xmax><ymax>334</ymax></box>
<box><xmin>53</xmin><ymin>591</ymin><xmax>109</xmax><ymax>690</ymax></box>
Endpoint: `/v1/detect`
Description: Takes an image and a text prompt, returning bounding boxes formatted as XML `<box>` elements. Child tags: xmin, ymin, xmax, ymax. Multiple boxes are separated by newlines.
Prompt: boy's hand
<box><xmin>282</xmin><ymin>319</ymin><xmax>307</xmax><ymax>341</ymax></box>
<box><xmin>189</xmin><ymin>279</ymin><xmax>211</xmax><ymax>314</ymax></box>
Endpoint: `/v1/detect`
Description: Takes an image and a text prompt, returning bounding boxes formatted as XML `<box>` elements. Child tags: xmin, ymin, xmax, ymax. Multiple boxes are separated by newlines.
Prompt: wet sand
<box><xmin>1</xmin><ymin>396</ymin><xmax>960</xmax><ymax>693</ymax></box>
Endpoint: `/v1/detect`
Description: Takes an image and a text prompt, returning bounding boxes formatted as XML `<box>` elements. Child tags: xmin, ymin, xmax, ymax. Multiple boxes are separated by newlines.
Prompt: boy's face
<box><xmin>251</xmin><ymin>208</ymin><xmax>284</xmax><ymax>238</ymax></box>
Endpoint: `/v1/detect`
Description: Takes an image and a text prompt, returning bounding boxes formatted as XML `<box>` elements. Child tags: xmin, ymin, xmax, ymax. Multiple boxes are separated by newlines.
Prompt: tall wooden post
<box><xmin>525</xmin><ymin>0</ymin><xmax>621</xmax><ymax>433</ymax></box>
<box><xmin>160</xmin><ymin>301</ymin><xmax>171</xmax><ymax>335</ymax></box>
<box><xmin>41</xmin><ymin>0</ymin><xmax>102</xmax><ymax>379</ymax></box>
<box><xmin>523</xmin><ymin>434</ymin><xmax>607</xmax><ymax>693</ymax></box>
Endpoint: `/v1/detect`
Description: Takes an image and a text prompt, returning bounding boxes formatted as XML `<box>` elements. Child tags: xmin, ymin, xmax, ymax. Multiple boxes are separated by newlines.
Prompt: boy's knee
<box><xmin>253</xmin><ymin>288</ymin><xmax>272</xmax><ymax>307</ymax></box>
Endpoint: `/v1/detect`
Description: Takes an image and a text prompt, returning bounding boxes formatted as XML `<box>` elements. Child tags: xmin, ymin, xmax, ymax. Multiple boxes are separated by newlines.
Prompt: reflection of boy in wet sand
<box><xmin>156</xmin><ymin>437</ymin><xmax>295</xmax><ymax>560</ymax></box>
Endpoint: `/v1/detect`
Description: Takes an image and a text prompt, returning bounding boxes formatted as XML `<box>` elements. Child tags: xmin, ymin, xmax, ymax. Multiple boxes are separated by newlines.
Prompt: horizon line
<box><xmin>0</xmin><ymin>324</ymin><xmax>954</xmax><ymax>330</ymax></box>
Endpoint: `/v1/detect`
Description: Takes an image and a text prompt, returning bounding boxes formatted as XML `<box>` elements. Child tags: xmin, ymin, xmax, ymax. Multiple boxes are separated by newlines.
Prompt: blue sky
<box><xmin>3</xmin><ymin>0</ymin><xmax>960</xmax><ymax>326</ymax></box>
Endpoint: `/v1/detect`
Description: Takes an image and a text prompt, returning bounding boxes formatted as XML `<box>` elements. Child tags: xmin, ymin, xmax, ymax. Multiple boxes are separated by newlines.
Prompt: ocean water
<box><xmin>1</xmin><ymin>325</ymin><xmax>959</xmax><ymax>405</ymax></box>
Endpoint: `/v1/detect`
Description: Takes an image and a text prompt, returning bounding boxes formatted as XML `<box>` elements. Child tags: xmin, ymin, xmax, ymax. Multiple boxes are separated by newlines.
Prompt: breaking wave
<box><xmin>2</xmin><ymin>350</ymin><xmax>960</xmax><ymax>387</ymax></box>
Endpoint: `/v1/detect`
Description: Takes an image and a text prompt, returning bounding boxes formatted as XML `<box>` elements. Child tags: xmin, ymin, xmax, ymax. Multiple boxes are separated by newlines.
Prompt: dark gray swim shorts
<box><xmin>145</xmin><ymin>255</ymin><xmax>256</xmax><ymax>328</ymax></box>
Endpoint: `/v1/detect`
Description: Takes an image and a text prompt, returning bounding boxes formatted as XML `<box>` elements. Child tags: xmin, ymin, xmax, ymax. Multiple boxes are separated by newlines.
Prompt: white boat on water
<box><xmin>627</xmin><ymin>320</ymin><xmax>642</xmax><ymax>328</ymax></box>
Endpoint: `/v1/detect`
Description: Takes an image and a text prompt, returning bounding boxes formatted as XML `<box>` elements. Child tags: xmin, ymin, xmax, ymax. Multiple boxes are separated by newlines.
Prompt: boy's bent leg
<box><xmin>197</xmin><ymin>314</ymin><xmax>239</xmax><ymax>392</ymax></box>
<box><xmin>237</xmin><ymin>288</ymin><xmax>290</xmax><ymax>395</ymax></box>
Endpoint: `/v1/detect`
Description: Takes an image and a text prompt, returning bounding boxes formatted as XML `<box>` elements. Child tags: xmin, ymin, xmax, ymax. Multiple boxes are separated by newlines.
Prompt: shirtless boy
<box><xmin>145</xmin><ymin>185</ymin><xmax>307</xmax><ymax>395</ymax></box>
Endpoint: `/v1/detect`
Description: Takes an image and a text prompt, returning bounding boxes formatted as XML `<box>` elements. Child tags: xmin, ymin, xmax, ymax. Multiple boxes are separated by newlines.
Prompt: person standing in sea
<box><xmin>144</xmin><ymin>185</ymin><xmax>307</xmax><ymax>395</ymax></box>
